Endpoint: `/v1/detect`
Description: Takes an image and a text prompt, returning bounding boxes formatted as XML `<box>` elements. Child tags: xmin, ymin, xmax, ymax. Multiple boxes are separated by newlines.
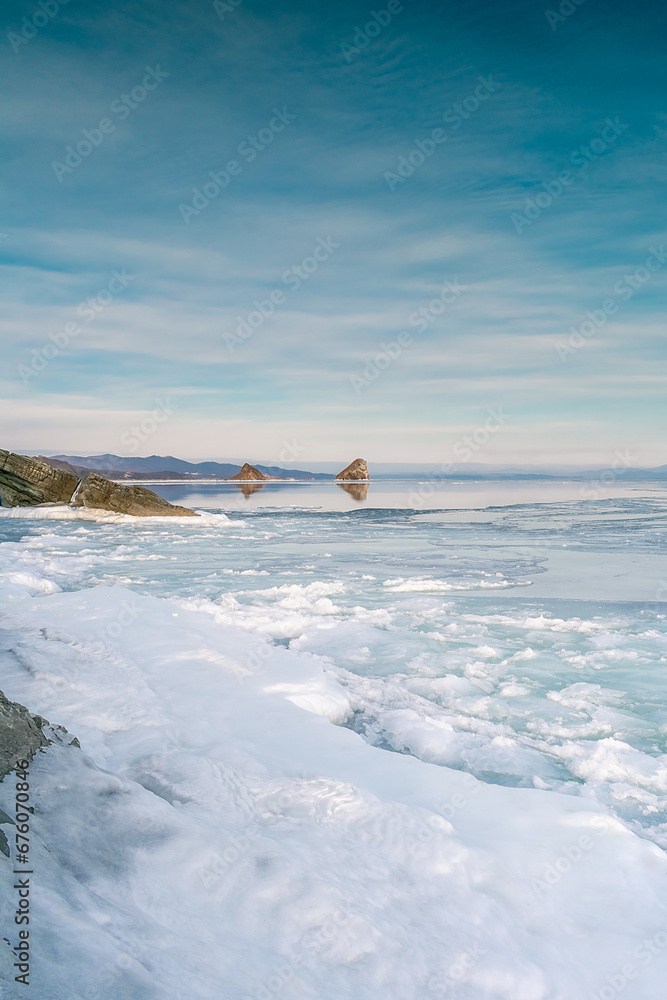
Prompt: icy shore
<box><xmin>1</xmin><ymin>580</ymin><xmax>666</xmax><ymax>999</ymax></box>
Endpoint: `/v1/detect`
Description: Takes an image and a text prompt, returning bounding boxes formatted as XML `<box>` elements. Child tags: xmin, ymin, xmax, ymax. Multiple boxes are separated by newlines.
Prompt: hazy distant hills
<box><xmin>49</xmin><ymin>455</ymin><xmax>333</xmax><ymax>481</ymax></box>
<box><xmin>47</xmin><ymin>454</ymin><xmax>667</xmax><ymax>481</ymax></box>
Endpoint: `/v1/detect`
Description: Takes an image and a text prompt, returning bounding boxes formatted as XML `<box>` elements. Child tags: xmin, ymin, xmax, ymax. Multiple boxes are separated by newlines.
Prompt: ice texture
<box><xmin>1</xmin><ymin>486</ymin><xmax>667</xmax><ymax>998</ymax></box>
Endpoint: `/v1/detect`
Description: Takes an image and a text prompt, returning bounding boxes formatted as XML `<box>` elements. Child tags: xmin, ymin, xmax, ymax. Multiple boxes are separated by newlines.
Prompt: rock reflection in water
<box><xmin>337</xmin><ymin>481</ymin><xmax>368</xmax><ymax>502</ymax></box>
<box><xmin>233</xmin><ymin>482</ymin><xmax>266</xmax><ymax>498</ymax></box>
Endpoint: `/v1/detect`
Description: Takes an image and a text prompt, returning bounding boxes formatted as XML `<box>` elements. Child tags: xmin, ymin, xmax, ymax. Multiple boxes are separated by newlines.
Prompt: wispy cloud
<box><xmin>2</xmin><ymin>0</ymin><xmax>666</xmax><ymax>462</ymax></box>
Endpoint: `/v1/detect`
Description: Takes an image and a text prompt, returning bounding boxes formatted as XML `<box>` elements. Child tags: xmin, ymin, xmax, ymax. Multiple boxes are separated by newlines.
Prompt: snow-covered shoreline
<box><xmin>2</xmin><ymin>492</ymin><xmax>667</xmax><ymax>998</ymax></box>
<box><xmin>2</xmin><ymin>584</ymin><xmax>667</xmax><ymax>999</ymax></box>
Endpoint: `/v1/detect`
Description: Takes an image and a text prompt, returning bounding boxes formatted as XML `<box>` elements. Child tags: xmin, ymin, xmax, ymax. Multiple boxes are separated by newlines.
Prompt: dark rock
<box><xmin>72</xmin><ymin>473</ymin><xmax>198</xmax><ymax>517</ymax></box>
<box><xmin>335</xmin><ymin>458</ymin><xmax>369</xmax><ymax>481</ymax></box>
<box><xmin>227</xmin><ymin>463</ymin><xmax>270</xmax><ymax>482</ymax></box>
<box><xmin>0</xmin><ymin>689</ymin><xmax>50</xmax><ymax>781</ymax></box>
<box><xmin>0</xmin><ymin>450</ymin><xmax>79</xmax><ymax>507</ymax></box>
<box><xmin>0</xmin><ymin>450</ymin><xmax>198</xmax><ymax>516</ymax></box>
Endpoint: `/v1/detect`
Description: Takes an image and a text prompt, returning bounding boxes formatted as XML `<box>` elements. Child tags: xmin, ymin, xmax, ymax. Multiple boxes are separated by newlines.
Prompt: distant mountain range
<box><xmin>48</xmin><ymin>455</ymin><xmax>333</xmax><ymax>481</ymax></box>
<box><xmin>44</xmin><ymin>454</ymin><xmax>667</xmax><ymax>482</ymax></box>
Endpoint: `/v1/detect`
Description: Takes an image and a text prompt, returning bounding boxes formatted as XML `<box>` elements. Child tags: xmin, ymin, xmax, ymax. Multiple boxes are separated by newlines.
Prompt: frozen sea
<box><xmin>1</xmin><ymin>479</ymin><xmax>667</xmax><ymax>999</ymax></box>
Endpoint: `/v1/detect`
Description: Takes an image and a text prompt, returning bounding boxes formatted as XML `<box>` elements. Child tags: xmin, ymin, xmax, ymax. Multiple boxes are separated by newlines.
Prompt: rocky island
<box><xmin>226</xmin><ymin>463</ymin><xmax>273</xmax><ymax>482</ymax></box>
<box><xmin>335</xmin><ymin>458</ymin><xmax>369</xmax><ymax>482</ymax></box>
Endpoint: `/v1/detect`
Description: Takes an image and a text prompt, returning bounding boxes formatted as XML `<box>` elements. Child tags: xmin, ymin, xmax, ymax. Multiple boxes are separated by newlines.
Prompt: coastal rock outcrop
<box><xmin>0</xmin><ymin>450</ymin><xmax>79</xmax><ymax>507</ymax></box>
<box><xmin>335</xmin><ymin>458</ymin><xmax>369</xmax><ymax>481</ymax></box>
<box><xmin>0</xmin><ymin>450</ymin><xmax>197</xmax><ymax>517</ymax></box>
<box><xmin>0</xmin><ymin>686</ymin><xmax>81</xmax><ymax>856</ymax></box>
<box><xmin>227</xmin><ymin>463</ymin><xmax>269</xmax><ymax>482</ymax></box>
<box><xmin>72</xmin><ymin>473</ymin><xmax>198</xmax><ymax>517</ymax></box>
<box><xmin>0</xmin><ymin>688</ymin><xmax>50</xmax><ymax>782</ymax></box>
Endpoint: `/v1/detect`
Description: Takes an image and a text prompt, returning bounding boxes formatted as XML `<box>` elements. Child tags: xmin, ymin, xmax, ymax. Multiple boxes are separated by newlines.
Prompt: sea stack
<box><xmin>335</xmin><ymin>458</ymin><xmax>369</xmax><ymax>482</ymax></box>
<box><xmin>226</xmin><ymin>463</ymin><xmax>269</xmax><ymax>482</ymax></box>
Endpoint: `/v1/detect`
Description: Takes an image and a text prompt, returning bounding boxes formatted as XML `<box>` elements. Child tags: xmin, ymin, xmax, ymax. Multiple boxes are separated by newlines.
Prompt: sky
<box><xmin>1</xmin><ymin>0</ymin><xmax>666</xmax><ymax>468</ymax></box>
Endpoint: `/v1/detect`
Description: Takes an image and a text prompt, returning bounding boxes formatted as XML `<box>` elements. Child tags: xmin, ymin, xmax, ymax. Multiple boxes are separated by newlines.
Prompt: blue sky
<box><xmin>1</xmin><ymin>0</ymin><xmax>665</xmax><ymax>466</ymax></box>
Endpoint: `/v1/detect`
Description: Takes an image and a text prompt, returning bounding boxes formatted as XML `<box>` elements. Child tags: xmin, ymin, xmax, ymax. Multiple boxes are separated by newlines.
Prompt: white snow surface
<box><xmin>1</xmin><ymin>492</ymin><xmax>667</xmax><ymax>998</ymax></box>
